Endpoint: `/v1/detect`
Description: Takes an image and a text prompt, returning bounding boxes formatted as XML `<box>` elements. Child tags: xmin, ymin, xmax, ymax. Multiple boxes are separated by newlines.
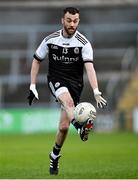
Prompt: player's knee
<box><xmin>59</xmin><ymin>123</ymin><xmax>70</xmax><ymax>133</ymax></box>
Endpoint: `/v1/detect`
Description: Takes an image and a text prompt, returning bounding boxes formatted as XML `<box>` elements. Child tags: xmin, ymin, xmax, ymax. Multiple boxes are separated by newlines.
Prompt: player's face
<box><xmin>62</xmin><ymin>12</ymin><xmax>80</xmax><ymax>37</ymax></box>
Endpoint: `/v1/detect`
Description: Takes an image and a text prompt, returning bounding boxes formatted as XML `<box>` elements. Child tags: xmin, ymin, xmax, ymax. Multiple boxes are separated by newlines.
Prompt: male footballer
<box><xmin>28</xmin><ymin>7</ymin><xmax>107</xmax><ymax>175</ymax></box>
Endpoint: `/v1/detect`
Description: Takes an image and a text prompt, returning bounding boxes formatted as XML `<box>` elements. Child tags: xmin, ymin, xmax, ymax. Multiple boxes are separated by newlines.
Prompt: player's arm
<box><xmin>28</xmin><ymin>38</ymin><xmax>48</xmax><ymax>105</ymax></box>
<box><xmin>27</xmin><ymin>59</ymin><xmax>40</xmax><ymax>105</ymax></box>
<box><xmin>85</xmin><ymin>62</ymin><xmax>98</xmax><ymax>90</ymax></box>
<box><xmin>85</xmin><ymin>62</ymin><xmax>107</xmax><ymax>108</ymax></box>
<box><xmin>31</xmin><ymin>58</ymin><xmax>41</xmax><ymax>85</ymax></box>
<box><xmin>82</xmin><ymin>39</ymin><xmax>107</xmax><ymax>108</ymax></box>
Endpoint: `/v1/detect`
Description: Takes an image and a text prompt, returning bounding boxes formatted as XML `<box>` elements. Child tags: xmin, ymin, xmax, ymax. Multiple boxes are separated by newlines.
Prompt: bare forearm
<box><xmin>85</xmin><ymin>63</ymin><xmax>98</xmax><ymax>90</ymax></box>
<box><xmin>31</xmin><ymin>59</ymin><xmax>40</xmax><ymax>84</ymax></box>
<box><xmin>85</xmin><ymin>62</ymin><xmax>107</xmax><ymax>108</ymax></box>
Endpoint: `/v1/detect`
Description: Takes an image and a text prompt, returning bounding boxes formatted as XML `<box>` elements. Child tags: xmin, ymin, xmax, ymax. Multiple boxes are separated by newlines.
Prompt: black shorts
<box><xmin>47</xmin><ymin>76</ymin><xmax>83</xmax><ymax>106</ymax></box>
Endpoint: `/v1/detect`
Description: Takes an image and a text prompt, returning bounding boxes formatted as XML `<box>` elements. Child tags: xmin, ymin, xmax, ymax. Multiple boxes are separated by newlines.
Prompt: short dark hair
<box><xmin>63</xmin><ymin>7</ymin><xmax>80</xmax><ymax>16</ymax></box>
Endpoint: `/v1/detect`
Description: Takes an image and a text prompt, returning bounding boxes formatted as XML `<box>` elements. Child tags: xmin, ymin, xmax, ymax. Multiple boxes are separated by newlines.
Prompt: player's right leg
<box><xmin>49</xmin><ymin>109</ymin><xmax>70</xmax><ymax>175</ymax></box>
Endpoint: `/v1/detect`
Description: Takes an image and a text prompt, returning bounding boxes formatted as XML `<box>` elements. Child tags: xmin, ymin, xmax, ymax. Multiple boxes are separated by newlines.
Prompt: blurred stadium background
<box><xmin>0</xmin><ymin>0</ymin><xmax>138</xmax><ymax>178</ymax></box>
<box><xmin>0</xmin><ymin>0</ymin><xmax>138</xmax><ymax>133</ymax></box>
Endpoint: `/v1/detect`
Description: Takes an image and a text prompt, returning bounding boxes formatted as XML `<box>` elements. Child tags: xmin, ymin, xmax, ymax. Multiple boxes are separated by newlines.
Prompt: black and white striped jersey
<box><xmin>34</xmin><ymin>29</ymin><xmax>93</xmax><ymax>84</ymax></box>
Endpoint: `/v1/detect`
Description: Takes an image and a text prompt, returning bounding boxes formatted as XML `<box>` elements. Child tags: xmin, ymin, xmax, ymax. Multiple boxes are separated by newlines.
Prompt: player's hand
<box><xmin>93</xmin><ymin>88</ymin><xmax>107</xmax><ymax>108</ymax></box>
<box><xmin>27</xmin><ymin>84</ymin><xmax>39</xmax><ymax>105</ymax></box>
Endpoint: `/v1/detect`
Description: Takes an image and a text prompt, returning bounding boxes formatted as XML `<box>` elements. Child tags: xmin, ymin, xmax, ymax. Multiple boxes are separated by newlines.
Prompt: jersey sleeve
<box><xmin>82</xmin><ymin>41</ymin><xmax>93</xmax><ymax>62</ymax></box>
<box><xmin>33</xmin><ymin>38</ymin><xmax>49</xmax><ymax>61</ymax></box>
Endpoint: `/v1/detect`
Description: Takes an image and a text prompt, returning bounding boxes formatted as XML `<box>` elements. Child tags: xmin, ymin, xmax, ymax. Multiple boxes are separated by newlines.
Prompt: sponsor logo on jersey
<box><xmin>52</xmin><ymin>54</ymin><xmax>79</xmax><ymax>64</ymax></box>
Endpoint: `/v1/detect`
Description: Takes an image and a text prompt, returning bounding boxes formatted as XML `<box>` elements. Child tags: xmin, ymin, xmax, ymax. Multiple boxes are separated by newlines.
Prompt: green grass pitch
<box><xmin>0</xmin><ymin>132</ymin><xmax>138</xmax><ymax>179</ymax></box>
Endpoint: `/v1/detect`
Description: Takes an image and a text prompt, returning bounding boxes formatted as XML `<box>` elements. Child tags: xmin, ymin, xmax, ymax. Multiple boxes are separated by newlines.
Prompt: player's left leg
<box><xmin>49</xmin><ymin>109</ymin><xmax>70</xmax><ymax>175</ymax></box>
<box><xmin>58</xmin><ymin>91</ymin><xmax>93</xmax><ymax>142</ymax></box>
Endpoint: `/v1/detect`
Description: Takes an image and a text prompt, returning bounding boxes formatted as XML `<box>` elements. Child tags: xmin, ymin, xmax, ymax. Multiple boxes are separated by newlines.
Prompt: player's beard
<box><xmin>64</xmin><ymin>26</ymin><xmax>77</xmax><ymax>37</ymax></box>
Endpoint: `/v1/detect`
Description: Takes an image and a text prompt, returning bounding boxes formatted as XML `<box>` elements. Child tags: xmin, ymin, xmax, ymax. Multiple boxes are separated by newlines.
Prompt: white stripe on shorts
<box><xmin>49</xmin><ymin>81</ymin><xmax>69</xmax><ymax>98</ymax></box>
<box><xmin>49</xmin><ymin>81</ymin><xmax>56</xmax><ymax>95</ymax></box>
<box><xmin>55</xmin><ymin>87</ymin><xmax>69</xmax><ymax>98</ymax></box>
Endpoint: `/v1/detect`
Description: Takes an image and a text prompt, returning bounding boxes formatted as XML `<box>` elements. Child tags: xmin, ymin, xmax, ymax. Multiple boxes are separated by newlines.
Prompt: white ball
<box><xmin>74</xmin><ymin>102</ymin><xmax>96</xmax><ymax>124</ymax></box>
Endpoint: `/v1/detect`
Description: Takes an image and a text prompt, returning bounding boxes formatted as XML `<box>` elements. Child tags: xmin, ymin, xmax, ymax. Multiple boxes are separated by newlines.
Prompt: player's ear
<box><xmin>61</xmin><ymin>18</ymin><xmax>64</xmax><ymax>25</ymax></box>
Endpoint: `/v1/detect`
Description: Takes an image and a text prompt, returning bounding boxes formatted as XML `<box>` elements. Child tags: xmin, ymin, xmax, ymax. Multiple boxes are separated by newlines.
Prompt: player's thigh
<box><xmin>47</xmin><ymin>77</ymin><xmax>74</xmax><ymax>107</ymax></box>
<box><xmin>58</xmin><ymin>91</ymin><xmax>74</xmax><ymax>108</ymax></box>
<box><xmin>47</xmin><ymin>77</ymin><xmax>68</xmax><ymax>98</ymax></box>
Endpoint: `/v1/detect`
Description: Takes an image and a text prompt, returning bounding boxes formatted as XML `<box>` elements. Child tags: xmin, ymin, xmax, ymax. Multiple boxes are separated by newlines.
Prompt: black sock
<box><xmin>71</xmin><ymin>118</ymin><xmax>81</xmax><ymax>130</ymax></box>
<box><xmin>53</xmin><ymin>143</ymin><xmax>62</xmax><ymax>156</ymax></box>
